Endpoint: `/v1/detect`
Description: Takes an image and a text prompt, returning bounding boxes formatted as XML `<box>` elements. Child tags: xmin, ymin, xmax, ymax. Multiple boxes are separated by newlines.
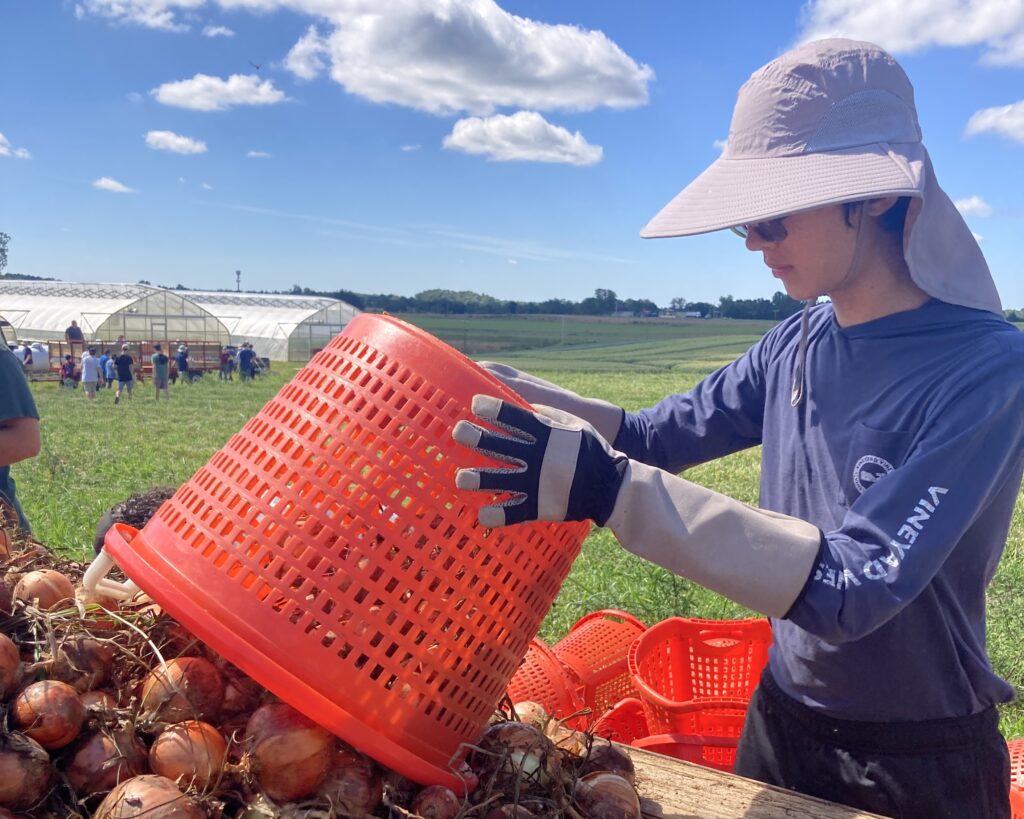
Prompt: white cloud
<box><xmin>972</xmin><ymin>231</ymin><xmax>984</xmax><ymax>242</ymax></box>
<box><xmin>151</xmin><ymin>73</ymin><xmax>287</xmax><ymax>111</ymax></box>
<box><xmin>74</xmin><ymin>0</ymin><xmax>204</xmax><ymax>32</ymax></box>
<box><xmin>202</xmin><ymin>24</ymin><xmax>234</xmax><ymax>37</ymax></box>
<box><xmin>247</xmin><ymin>149</ymin><xmax>271</xmax><ymax>158</ymax></box>
<box><xmin>93</xmin><ymin>177</ymin><xmax>135</xmax><ymax>193</ymax></box>
<box><xmin>0</xmin><ymin>133</ymin><xmax>31</xmax><ymax>159</ymax></box>
<box><xmin>508</xmin><ymin>259</ymin><xmax>519</xmax><ymax>265</ymax></box>
<box><xmin>126</xmin><ymin>92</ymin><xmax>144</xmax><ymax>103</ymax></box>
<box><xmin>797</xmin><ymin>0</ymin><xmax>1024</xmax><ymax>65</ymax></box>
<box><xmin>145</xmin><ymin>129</ymin><xmax>208</xmax><ymax>154</ymax></box>
<box><xmin>284</xmin><ymin>24</ymin><xmax>328</xmax><ymax>80</ymax></box>
<box><xmin>400</xmin><ymin>144</ymin><xmax>421</xmax><ymax>152</ymax></box>
<box><xmin>954</xmin><ymin>195</ymin><xmax>993</xmax><ymax>217</ymax></box>
<box><xmin>965</xmin><ymin>101</ymin><xmax>1024</xmax><ymax>143</ymax></box>
<box><xmin>443</xmin><ymin>111</ymin><xmax>602</xmax><ymax>165</ymax></box>
<box><xmin>201</xmin><ymin>182</ymin><xmax>214</xmax><ymax>189</ymax></box>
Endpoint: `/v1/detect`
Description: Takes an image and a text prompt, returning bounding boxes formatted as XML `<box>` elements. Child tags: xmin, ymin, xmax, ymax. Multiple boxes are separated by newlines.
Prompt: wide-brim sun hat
<box><xmin>640</xmin><ymin>38</ymin><xmax>1001</xmax><ymax>315</ymax></box>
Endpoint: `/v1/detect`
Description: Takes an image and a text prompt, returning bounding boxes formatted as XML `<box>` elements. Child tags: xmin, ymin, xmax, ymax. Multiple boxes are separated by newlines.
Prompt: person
<box><xmin>0</xmin><ymin>342</ymin><xmax>40</xmax><ymax>533</ymax></box>
<box><xmin>175</xmin><ymin>344</ymin><xmax>190</xmax><ymax>384</ymax></box>
<box><xmin>237</xmin><ymin>342</ymin><xmax>257</xmax><ymax>380</ymax></box>
<box><xmin>104</xmin><ymin>353</ymin><xmax>117</xmax><ymax>392</ymax></box>
<box><xmin>113</xmin><ymin>344</ymin><xmax>134</xmax><ymax>404</ymax></box>
<box><xmin>59</xmin><ymin>354</ymin><xmax>76</xmax><ymax>388</ymax></box>
<box><xmin>98</xmin><ymin>349</ymin><xmax>110</xmax><ymax>388</ymax></box>
<box><xmin>451</xmin><ymin>39</ymin><xmax>1023</xmax><ymax>819</ymax></box>
<box><xmin>80</xmin><ymin>346</ymin><xmax>100</xmax><ymax>401</ymax></box>
<box><xmin>219</xmin><ymin>346</ymin><xmax>233</xmax><ymax>381</ymax></box>
<box><xmin>64</xmin><ymin>320</ymin><xmax>84</xmax><ymax>342</ymax></box>
<box><xmin>151</xmin><ymin>343</ymin><xmax>170</xmax><ymax>400</ymax></box>
<box><xmin>20</xmin><ymin>344</ymin><xmax>33</xmax><ymax>374</ymax></box>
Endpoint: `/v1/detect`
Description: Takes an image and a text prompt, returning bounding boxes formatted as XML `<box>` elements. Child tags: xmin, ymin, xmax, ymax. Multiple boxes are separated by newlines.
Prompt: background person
<box><xmin>0</xmin><ymin>343</ymin><xmax>40</xmax><ymax>533</ymax></box>
<box><xmin>113</xmin><ymin>344</ymin><xmax>134</xmax><ymax>404</ymax></box>
<box><xmin>80</xmin><ymin>346</ymin><xmax>100</xmax><ymax>401</ymax></box>
<box><xmin>453</xmin><ymin>39</ymin><xmax>1022</xmax><ymax>819</ymax></box>
<box><xmin>151</xmin><ymin>343</ymin><xmax>170</xmax><ymax>400</ymax></box>
<box><xmin>237</xmin><ymin>342</ymin><xmax>257</xmax><ymax>380</ymax></box>
<box><xmin>59</xmin><ymin>354</ymin><xmax>76</xmax><ymax>388</ymax></box>
<box><xmin>64</xmin><ymin>319</ymin><xmax>84</xmax><ymax>342</ymax></box>
<box><xmin>175</xmin><ymin>344</ymin><xmax>190</xmax><ymax>383</ymax></box>
<box><xmin>98</xmin><ymin>349</ymin><xmax>110</xmax><ymax>388</ymax></box>
<box><xmin>104</xmin><ymin>353</ymin><xmax>116</xmax><ymax>391</ymax></box>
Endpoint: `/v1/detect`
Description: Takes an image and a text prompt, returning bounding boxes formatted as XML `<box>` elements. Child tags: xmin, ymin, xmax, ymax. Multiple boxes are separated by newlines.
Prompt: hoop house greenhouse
<box><xmin>0</xmin><ymin>281</ymin><xmax>231</xmax><ymax>346</ymax></box>
<box><xmin>183</xmin><ymin>291</ymin><xmax>360</xmax><ymax>362</ymax></box>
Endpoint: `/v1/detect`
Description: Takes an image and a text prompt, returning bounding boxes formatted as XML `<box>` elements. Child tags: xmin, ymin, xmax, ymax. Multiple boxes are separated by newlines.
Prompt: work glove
<box><xmin>452</xmin><ymin>395</ymin><xmax>628</xmax><ymax>528</ymax></box>
<box><xmin>479</xmin><ymin>362</ymin><xmax>624</xmax><ymax>445</ymax></box>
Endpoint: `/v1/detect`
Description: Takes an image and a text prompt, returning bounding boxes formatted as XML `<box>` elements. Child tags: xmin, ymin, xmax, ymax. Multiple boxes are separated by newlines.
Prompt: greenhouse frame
<box><xmin>183</xmin><ymin>291</ymin><xmax>360</xmax><ymax>362</ymax></box>
<box><xmin>0</xmin><ymin>281</ymin><xmax>231</xmax><ymax>347</ymax></box>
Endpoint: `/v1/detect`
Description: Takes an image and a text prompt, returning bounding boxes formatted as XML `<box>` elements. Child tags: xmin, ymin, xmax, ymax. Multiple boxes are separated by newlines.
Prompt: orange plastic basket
<box><xmin>103</xmin><ymin>314</ymin><xmax>589</xmax><ymax>788</ymax></box>
<box><xmin>505</xmin><ymin>637</ymin><xmax>584</xmax><ymax>722</ymax></box>
<box><xmin>591</xmin><ymin>697</ymin><xmax>649</xmax><ymax>745</ymax></box>
<box><xmin>630</xmin><ymin>695</ymin><xmax>747</xmax><ymax>773</ymax></box>
<box><xmin>1010</xmin><ymin>739</ymin><xmax>1024</xmax><ymax>819</ymax></box>
<box><xmin>628</xmin><ymin>617</ymin><xmax>771</xmax><ymax>735</ymax></box>
<box><xmin>550</xmin><ymin>609</ymin><xmax>646</xmax><ymax>728</ymax></box>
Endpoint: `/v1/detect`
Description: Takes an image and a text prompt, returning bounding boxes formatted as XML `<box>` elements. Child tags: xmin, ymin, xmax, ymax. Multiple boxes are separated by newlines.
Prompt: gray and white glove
<box><xmin>479</xmin><ymin>362</ymin><xmax>624</xmax><ymax>445</ymax></box>
<box><xmin>452</xmin><ymin>395</ymin><xmax>627</xmax><ymax>528</ymax></box>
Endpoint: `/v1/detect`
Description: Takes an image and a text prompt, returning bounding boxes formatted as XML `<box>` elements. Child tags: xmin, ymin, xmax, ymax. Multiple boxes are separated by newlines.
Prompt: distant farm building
<box><xmin>182</xmin><ymin>291</ymin><xmax>360</xmax><ymax>362</ymax></box>
<box><xmin>0</xmin><ymin>280</ymin><xmax>230</xmax><ymax>347</ymax></box>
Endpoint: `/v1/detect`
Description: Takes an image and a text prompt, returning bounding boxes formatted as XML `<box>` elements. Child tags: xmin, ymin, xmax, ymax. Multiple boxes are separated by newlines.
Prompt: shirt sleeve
<box><xmin>786</xmin><ymin>346</ymin><xmax>1024</xmax><ymax>643</ymax></box>
<box><xmin>0</xmin><ymin>349</ymin><xmax>38</xmax><ymax>424</ymax></box>
<box><xmin>613</xmin><ymin>330</ymin><xmax>775</xmax><ymax>472</ymax></box>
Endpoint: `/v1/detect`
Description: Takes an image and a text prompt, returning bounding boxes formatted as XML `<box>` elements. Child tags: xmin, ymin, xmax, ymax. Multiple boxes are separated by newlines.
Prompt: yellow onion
<box><xmin>140</xmin><ymin>657</ymin><xmax>224</xmax><ymax>723</ymax></box>
<box><xmin>579</xmin><ymin>737</ymin><xmax>636</xmax><ymax>785</ymax></box>
<box><xmin>11</xmin><ymin>679</ymin><xmax>85</xmax><ymax>749</ymax></box>
<box><xmin>572</xmin><ymin>771</ymin><xmax>640</xmax><ymax>819</ymax></box>
<box><xmin>81</xmin><ymin>689</ymin><xmax>119</xmax><ymax>711</ymax></box>
<box><xmin>13</xmin><ymin>569</ymin><xmax>74</xmax><ymax>610</ymax></box>
<box><xmin>245</xmin><ymin>702</ymin><xmax>334</xmax><ymax>802</ymax></box>
<box><xmin>471</xmin><ymin>722</ymin><xmax>561</xmax><ymax>791</ymax></box>
<box><xmin>50</xmin><ymin>636</ymin><xmax>114</xmax><ymax>693</ymax></box>
<box><xmin>0</xmin><ymin>632</ymin><xmax>21</xmax><ymax>700</ymax></box>
<box><xmin>67</xmin><ymin>729</ymin><xmax>148</xmax><ymax>797</ymax></box>
<box><xmin>149</xmin><ymin>721</ymin><xmax>227</xmax><ymax>793</ymax></box>
<box><xmin>410</xmin><ymin>784</ymin><xmax>460</xmax><ymax>819</ymax></box>
<box><xmin>513</xmin><ymin>701</ymin><xmax>550</xmax><ymax>731</ymax></box>
<box><xmin>316</xmin><ymin>745</ymin><xmax>382</xmax><ymax>814</ymax></box>
<box><xmin>94</xmin><ymin>775</ymin><xmax>205</xmax><ymax>819</ymax></box>
<box><xmin>0</xmin><ymin>732</ymin><xmax>51</xmax><ymax>811</ymax></box>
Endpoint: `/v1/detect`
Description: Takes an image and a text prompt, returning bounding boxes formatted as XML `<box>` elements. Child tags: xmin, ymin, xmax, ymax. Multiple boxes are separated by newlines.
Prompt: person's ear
<box><xmin>865</xmin><ymin>196</ymin><xmax>900</xmax><ymax>217</ymax></box>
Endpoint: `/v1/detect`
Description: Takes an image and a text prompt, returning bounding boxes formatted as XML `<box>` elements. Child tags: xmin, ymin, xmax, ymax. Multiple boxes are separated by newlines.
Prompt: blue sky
<box><xmin>2</xmin><ymin>1</ymin><xmax>1022</xmax><ymax>308</ymax></box>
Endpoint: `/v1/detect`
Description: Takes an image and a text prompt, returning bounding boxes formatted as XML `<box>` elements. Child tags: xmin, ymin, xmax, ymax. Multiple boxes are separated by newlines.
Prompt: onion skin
<box><xmin>67</xmin><ymin>729</ymin><xmax>148</xmax><ymax>797</ymax></box>
<box><xmin>572</xmin><ymin>771</ymin><xmax>641</xmax><ymax>819</ymax></box>
<box><xmin>12</xmin><ymin>569</ymin><xmax>75</xmax><ymax>611</ymax></box>
<box><xmin>0</xmin><ymin>583</ymin><xmax>12</xmax><ymax>615</ymax></box>
<box><xmin>245</xmin><ymin>702</ymin><xmax>334</xmax><ymax>803</ymax></box>
<box><xmin>513</xmin><ymin>701</ymin><xmax>550</xmax><ymax>731</ymax></box>
<box><xmin>51</xmin><ymin>637</ymin><xmax>114</xmax><ymax>693</ymax></box>
<box><xmin>149</xmin><ymin>721</ymin><xmax>227</xmax><ymax>793</ymax></box>
<box><xmin>472</xmin><ymin>722</ymin><xmax>560</xmax><ymax>791</ymax></box>
<box><xmin>11</xmin><ymin>679</ymin><xmax>85</xmax><ymax>749</ymax></box>
<box><xmin>317</xmin><ymin>746</ymin><xmax>382</xmax><ymax>814</ymax></box>
<box><xmin>0</xmin><ymin>732</ymin><xmax>51</xmax><ymax>811</ymax></box>
<box><xmin>410</xmin><ymin>784</ymin><xmax>460</xmax><ymax>819</ymax></box>
<box><xmin>94</xmin><ymin>775</ymin><xmax>205</xmax><ymax>819</ymax></box>
<box><xmin>0</xmin><ymin>632</ymin><xmax>20</xmax><ymax>699</ymax></box>
<box><xmin>580</xmin><ymin>738</ymin><xmax>636</xmax><ymax>786</ymax></box>
<box><xmin>81</xmin><ymin>689</ymin><xmax>119</xmax><ymax>711</ymax></box>
<box><xmin>140</xmin><ymin>657</ymin><xmax>225</xmax><ymax>723</ymax></box>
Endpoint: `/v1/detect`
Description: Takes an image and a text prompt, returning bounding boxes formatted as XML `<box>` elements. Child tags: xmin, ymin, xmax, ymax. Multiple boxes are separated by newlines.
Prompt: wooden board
<box><xmin>626</xmin><ymin>745</ymin><xmax>888</xmax><ymax>819</ymax></box>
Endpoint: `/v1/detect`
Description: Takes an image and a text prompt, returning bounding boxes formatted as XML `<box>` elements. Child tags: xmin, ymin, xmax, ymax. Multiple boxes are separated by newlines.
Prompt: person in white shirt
<box><xmin>80</xmin><ymin>347</ymin><xmax>101</xmax><ymax>401</ymax></box>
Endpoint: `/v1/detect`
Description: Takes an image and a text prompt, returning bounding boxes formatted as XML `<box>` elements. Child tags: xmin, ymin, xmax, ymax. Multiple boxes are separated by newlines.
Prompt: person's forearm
<box><xmin>0</xmin><ymin>419</ymin><xmax>41</xmax><ymax>466</ymax></box>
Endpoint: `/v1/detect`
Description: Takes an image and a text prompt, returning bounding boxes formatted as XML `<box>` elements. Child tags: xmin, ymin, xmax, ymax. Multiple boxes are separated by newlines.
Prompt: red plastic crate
<box><xmin>506</xmin><ymin>637</ymin><xmax>584</xmax><ymax>724</ymax></box>
<box><xmin>591</xmin><ymin>697</ymin><xmax>649</xmax><ymax>745</ymax></box>
<box><xmin>1010</xmin><ymin>738</ymin><xmax>1024</xmax><ymax>819</ymax></box>
<box><xmin>630</xmin><ymin>696</ymin><xmax>749</xmax><ymax>773</ymax></box>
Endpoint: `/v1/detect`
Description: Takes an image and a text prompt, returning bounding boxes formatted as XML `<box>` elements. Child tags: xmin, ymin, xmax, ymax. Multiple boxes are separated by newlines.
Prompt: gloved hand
<box><xmin>479</xmin><ymin>362</ymin><xmax>625</xmax><ymax>445</ymax></box>
<box><xmin>452</xmin><ymin>395</ymin><xmax>628</xmax><ymax>528</ymax></box>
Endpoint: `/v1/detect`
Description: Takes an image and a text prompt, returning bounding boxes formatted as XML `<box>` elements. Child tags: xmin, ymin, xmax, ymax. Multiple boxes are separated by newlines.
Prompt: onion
<box><xmin>0</xmin><ymin>807</ymin><xmax>18</xmax><ymax>819</ymax></box>
<box><xmin>0</xmin><ymin>583</ymin><xmax>12</xmax><ymax>615</ymax></box>
<box><xmin>316</xmin><ymin>745</ymin><xmax>382</xmax><ymax>814</ymax></box>
<box><xmin>67</xmin><ymin>728</ymin><xmax>148</xmax><ymax>797</ymax></box>
<box><xmin>51</xmin><ymin>636</ymin><xmax>114</xmax><ymax>693</ymax></box>
<box><xmin>245</xmin><ymin>702</ymin><xmax>334</xmax><ymax>802</ymax></box>
<box><xmin>410</xmin><ymin>784</ymin><xmax>460</xmax><ymax>819</ymax></box>
<box><xmin>0</xmin><ymin>528</ymin><xmax>10</xmax><ymax>559</ymax></box>
<box><xmin>471</xmin><ymin>722</ymin><xmax>560</xmax><ymax>791</ymax></box>
<box><xmin>484</xmin><ymin>806</ymin><xmax>536</xmax><ymax>819</ymax></box>
<box><xmin>149</xmin><ymin>721</ymin><xmax>227</xmax><ymax>793</ymax></box>
<box><xmin>0</xmin><ymin>732</ymin><xmax>51</xmax><ymax>811</ymax></box>
<box><xmin>11</xmin><ymin>679</ymin><xmax>85</xmax><ymax>749</ymax></box>
<box><xmin>140</xmin><ymin>657</ymin><xmax>224</xmax><ymax>723</ymax></box>
<box><xmin>580</xmin><ymin>737</ymin><xmax>636</xmax><ymax>786</ymax></box>
<box><xmin>94</xmin><ymin>775</ymin><xmax>205</xmax><ymax>819</ymax></box>
<box><xmin>572</xmin><ymin>771</ymin><xmax>640</xmax><ymax>819</ymax></box>
<box><xmin>513</xmin><ymin>701</ymin><xmax>550</xmax><ymax>731</ymax></box>
<box><xmin>12</xmin><ymin>569</ymin><xmax>75</xmax><ymax>610</ymax></box>
<box><xmin>0</xmin><ymin>632</ymin><xmax>21</xmax><ymax>699</ymax></box>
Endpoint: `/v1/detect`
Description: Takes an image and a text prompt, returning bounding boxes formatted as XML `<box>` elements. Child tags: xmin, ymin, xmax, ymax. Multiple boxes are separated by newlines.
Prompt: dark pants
<box><xmin>734</xmin><ymin>669</ymin><xmax>1010</xmax><ymax>819</ymax></box>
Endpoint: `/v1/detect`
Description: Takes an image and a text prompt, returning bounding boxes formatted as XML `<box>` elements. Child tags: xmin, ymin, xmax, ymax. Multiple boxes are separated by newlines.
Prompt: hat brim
<box><xmin>640</xmin><ymin>143</ymin><xmax>924</xmax><ymax>238</ymax></box>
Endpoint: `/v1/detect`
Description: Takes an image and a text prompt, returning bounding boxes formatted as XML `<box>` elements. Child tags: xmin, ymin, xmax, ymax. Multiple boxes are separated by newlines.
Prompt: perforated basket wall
<box><xmin>505</xmin><ymin>637</ymin><xmax>584</xmax><ymax>722</ymax></box>
<box><xmin>1011</xmin><ymin>739</ymin><xmax>1024</xmax><ymax>819</ymax></box>
<box><xmin>550</xmin><ymin>609</ymin><xmax>646</xmax><ymax>727</ymax></box>
<box><xmin>591</xmin><ymin>697</ymin><xmax>649</xmax><ymax>745</ymax></box>
<box><xmin>104</xmin><ymin>314</ymin><xmax>589</xmax><ymax>788</ymax></box>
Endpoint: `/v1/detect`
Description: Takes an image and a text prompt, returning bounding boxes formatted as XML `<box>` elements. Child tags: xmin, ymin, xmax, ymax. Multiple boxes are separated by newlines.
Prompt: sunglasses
<box><xmin>730</xmin><ymin>217</ymin><xmax>788</xmax><ymax>243</ymax></box>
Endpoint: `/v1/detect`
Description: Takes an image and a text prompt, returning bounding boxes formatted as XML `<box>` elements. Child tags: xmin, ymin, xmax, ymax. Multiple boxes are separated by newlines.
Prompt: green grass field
<box><xmin>11</xmin><ymin>314</ymin><xmax>1023</xmax><ymax>738</ymax></box>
